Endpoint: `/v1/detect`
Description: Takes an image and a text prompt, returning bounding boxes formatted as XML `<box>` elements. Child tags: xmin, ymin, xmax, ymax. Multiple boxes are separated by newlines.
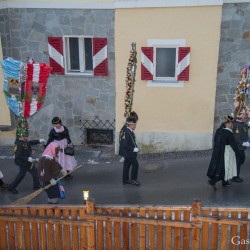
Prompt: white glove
<box><xmin>133</xmin><ymin>147</ymin><xmax>139</xmax><ymax>153</ymax></box>
<box><xmin>28</xmin><ymin>157</ymin><xmax>33</xmax><ymax>162</ymax></box>
<box><xmin>242</xmin><ymin>141</ymin><xmax>250</xmax><ymax>147</ymax></box>
<box><xmin>60</xmin><ymin>169</ymin><xmax>68</xmax><ymax>176</ymax></box>
<box><xmin>50</xmin><ymin>178</ymin><xmax>57</xmax><ymax>185</ymax></box>
<box><xmin>39</xmin><ymin>138</ymin><xmax>46</xmax><ymax>144</ymax></box>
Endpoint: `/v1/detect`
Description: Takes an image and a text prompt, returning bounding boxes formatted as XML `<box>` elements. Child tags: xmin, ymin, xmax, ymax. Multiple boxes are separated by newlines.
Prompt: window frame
<box><xmin>63</xmin><ymin>35</ymin><xmax>94</xmax><ymax>76</ymax></box>
<box><xmin>148</xmin><ymin>39</ymin><xmax>186</xmax><ymax>87</ymax></box>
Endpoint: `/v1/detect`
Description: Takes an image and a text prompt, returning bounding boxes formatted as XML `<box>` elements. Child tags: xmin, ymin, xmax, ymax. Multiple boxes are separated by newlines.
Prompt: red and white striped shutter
<box><xmin>141</xmin><ymin>47</ymin><xmax>154</xmax><ymax>80</ymax></box>
<box><xmin>93</xmin><ymin>38</ymin><xmax>108</xmax><ymax>76</ymax></box>
<box><xmin>177</xmin><ymin>47</ymin><xmax>190</xmax><ymax>81</ymax></box>
<box><xmin>48</xmin><ymin>37</ymin><xmax>64</xmax><ymax>75</ymax></box>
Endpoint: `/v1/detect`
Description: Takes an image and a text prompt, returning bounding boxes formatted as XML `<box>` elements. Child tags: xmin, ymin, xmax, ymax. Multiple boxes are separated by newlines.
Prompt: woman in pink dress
<box><xmin>45</xmin><ymin>117</ymin><xmax>77</xmax><ymax>177</ymax></box>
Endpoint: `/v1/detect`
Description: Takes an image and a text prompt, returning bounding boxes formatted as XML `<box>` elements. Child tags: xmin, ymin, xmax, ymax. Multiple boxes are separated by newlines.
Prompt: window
<box><xmin>155</xmin><ymin>47</ymin><xmax>176</xmax><ymax>80</ymax></box>
<box><xmin>141</xmin><ymin>39</ymin><xmax>190</xmax><ymax>87</ymax></box>
<box><xmin>65</xmin><ymin>36</ymin><xmax>93</xmax><ymax>74</ymax></box>
<box><xmin>48</xmin><ymin>36</ymin><xmax>108</xmax><ymax>76</ymax></box>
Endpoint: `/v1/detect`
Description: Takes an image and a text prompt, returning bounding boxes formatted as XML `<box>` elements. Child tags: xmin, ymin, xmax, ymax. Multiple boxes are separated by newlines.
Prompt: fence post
<box><xmin>86</xmin><ymin>200</ymin><xmax>96</xmax><ymax>250</ymax></box>
<box><xmin>191</xmin><ymin>199</ymin><xmax>201</xmax><ymax>250</ymax></box>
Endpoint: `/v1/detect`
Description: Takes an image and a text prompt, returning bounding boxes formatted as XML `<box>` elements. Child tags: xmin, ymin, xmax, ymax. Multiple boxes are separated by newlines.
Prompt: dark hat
<box><xmin>224</xmin><ymin>115</ymin><xmax>234</xmax><ymax>123</ymax></box>
<box><xmin>52</xmin><ymin>117</ymin><xmax>61</xmax><ymax>124</ymax></box>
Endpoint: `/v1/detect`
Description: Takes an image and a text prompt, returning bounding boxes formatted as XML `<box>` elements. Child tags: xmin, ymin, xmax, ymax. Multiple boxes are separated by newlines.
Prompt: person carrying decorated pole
<box><xmin>37</xmin><ymin>141</ymin><xmax>67</xmax><ymax>204</ymax></box>
<box><xmin>7</xmin><ymin>117</ymin><xmax>46</xmax><ymax>194</ymax></box>
<box><xmin>231</xmin><ymin>67</ymin><xmax>250</xmax><ymax>183</ymax></box>
<box><xmin>119</xmin><ymin>43</ymin><xmax>141</xmax><ymax>185</ymax></box>
<box><xmin>119</xmin><ymin>42</ymin><xmax>140</xmax><ymax>163</ymax></box>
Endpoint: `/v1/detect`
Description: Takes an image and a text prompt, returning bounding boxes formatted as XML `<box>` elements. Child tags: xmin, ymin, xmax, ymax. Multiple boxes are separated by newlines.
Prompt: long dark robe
<box><xmin>207</xmin><ymin>125</ymin><xmax>239</xmax><ymax>180</ymax></box>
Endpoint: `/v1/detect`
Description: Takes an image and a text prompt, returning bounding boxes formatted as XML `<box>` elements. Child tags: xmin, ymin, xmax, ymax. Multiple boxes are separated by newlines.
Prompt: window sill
<box><xmin>64</xmin><ymin>72</ymin><xmax>94</xmax><ymax>77</ymax></box>
<box><xmin>147</xmin><ymin>80</ymin><xmax>184</xmax><ymax>88</ymax></box>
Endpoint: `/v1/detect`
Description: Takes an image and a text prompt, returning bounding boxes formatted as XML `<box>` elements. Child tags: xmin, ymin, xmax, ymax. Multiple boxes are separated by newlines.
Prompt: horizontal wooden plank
<box><xmin>0</xmin><ymin>216</ymin><xmax>91</xmax><ymax>226</ymax></box>
<box><xmin>85</xmin><ymin>214</ymin><xmax>199</xmax><ymax>228</ymax></box>
<box><xmin>196</xmin><ymin>216</ymin><xmax>250</xmax><ymax>226</ymax></box>
<box><xmin>202</xmin><ymin>207</ymin><xmax>250</xmax><ymax>213</ymax></box>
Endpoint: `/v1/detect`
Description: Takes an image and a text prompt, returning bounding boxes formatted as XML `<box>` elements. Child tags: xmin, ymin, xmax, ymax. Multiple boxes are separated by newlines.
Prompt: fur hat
<box><xmin>126</xmin><ymin>116</ymin><xmax>137</xmax><ymax>125</ymax></box>
<box><xmin>16</xmin><ymin>117</ymin><xmax>29</xmax><ymax>138</ymax></box>
<box><xmin>52</xmin><ymin>116</ymin><xmax>61</xmax><ymax>125</ymax></box>
<box><xmin>129</xmin><ymin>111</ymin><xmax>139</xmax><ymax>122</ymax></box>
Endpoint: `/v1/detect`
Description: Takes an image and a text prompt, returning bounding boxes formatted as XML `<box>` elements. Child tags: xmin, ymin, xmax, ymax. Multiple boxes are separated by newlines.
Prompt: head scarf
<box><xmin>42</xmin><ymin>142</ymin><xmax>59</xmax><ymax>158</ymax></box>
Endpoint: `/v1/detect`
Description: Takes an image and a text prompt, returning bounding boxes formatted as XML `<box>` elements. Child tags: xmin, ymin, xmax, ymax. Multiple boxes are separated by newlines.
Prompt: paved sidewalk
<box><xmin>1</xmin><ymin>145</ymin><xmax>250</xmax><ymax>207</ymax></box>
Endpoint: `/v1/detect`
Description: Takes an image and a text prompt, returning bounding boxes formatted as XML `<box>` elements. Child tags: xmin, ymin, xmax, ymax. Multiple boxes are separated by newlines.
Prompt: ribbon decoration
<box><xmin>0</xmin><ymin>57</ymin><xmax>24</xmax><ymax>116</ymax></box>
<box><xmin>23</xmin><ymin>63</ymin><xmax>52</xmax><ymax>118</ymax></box>
<box><xmin>1</xmin><ymin>57</ymin><xmax>52</xmax><ymax>118</ymax></box>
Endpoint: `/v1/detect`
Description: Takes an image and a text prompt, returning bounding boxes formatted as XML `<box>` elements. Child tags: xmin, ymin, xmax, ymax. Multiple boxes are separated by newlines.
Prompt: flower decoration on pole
<box><xmin>124</xmin><ymin>42</ymin><xmax>137</xmax><ymax>118</ymax></box>
<box><xmin>233</xmin><ymin>65</ymin><xmax>250</xmax><ymax>120</ymax></box>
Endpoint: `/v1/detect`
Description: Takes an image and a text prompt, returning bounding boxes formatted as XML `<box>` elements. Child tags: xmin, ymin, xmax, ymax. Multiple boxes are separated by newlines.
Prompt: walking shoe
<box><xmin>0</xmin><ymin>183</ymin><xmax>9</xmax><ymax>190</ymax></box>
<box><xmin>123</xmin><ymin>180</ymin><xmax>132</xmax><ymax>185</ymax></box>
<box><xmin>208</xmin><ymin>181</ymin><xmax>216</xmax><ymax>191</ymax></box>
<box><xmin>230</xmin><ymin>177</ymin><xmax>243</xmax><ymax>183</ymax></box>
<box><xmin>130</xmin><ymin>180</ymin><xmax>141</xmax><ymax>186</ymax></box>
<box><xmin>222</xmin><ymin>181</ymin><xmax>232</xmax><ymax>187</ymax></box>
<box><xmin>8</xmin><ymin>188</ymin><xmax>18</xmax><ymax>194</ymax></box>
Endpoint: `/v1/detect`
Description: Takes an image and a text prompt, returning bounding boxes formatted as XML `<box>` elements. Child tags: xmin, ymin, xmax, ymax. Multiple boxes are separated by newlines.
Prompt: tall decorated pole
<box><xmin>124</xmin><ymin>42</ymin><xmax>137</xmax><ymax>118</ymax></box>
<box><xmin>233</xmin><ymin>65</ymin><xmax>250</xmax><ymax>120</ymax></box>
<box><xmin>1</xmin><ymin>57</ymin><xmax>52</xmax><ymax>136</ymax></box>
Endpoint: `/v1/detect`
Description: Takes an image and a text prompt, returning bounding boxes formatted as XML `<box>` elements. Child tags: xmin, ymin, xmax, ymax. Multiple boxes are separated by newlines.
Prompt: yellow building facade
<box><xmin>115</xmin><ymin>4</ymin><xmax>222</xmax><ymax>152</ymax></box>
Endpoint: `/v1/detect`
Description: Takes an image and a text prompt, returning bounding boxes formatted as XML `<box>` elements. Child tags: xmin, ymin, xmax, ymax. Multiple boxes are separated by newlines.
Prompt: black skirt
<box><xmin>43</xmin><ymin>181</ymin><xmax>60</xmax><ymax>199</ymax></box>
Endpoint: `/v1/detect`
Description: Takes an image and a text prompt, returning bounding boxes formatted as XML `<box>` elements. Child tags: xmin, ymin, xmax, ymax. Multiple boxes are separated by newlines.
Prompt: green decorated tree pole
<box><xmin>233</xmin><ymin>66</ymin><xmax>250</xmax><ymax>120</ymax></box>
<box><xmin>124</xmin><ymin>43</ymin><xmax>137</xmax><ymax>118</ymax></box>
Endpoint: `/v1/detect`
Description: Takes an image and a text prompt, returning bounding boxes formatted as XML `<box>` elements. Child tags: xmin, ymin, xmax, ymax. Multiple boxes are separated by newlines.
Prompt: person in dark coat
<box><xmin>7</xmin><ymin>117</ymin><xmax>46</xmax><ymax>194</ymax></box>
<box><xmin>207</xmin><ymin>116</ymin><xmax>240</xmax><ymax>190</ymax></box>
<box><xmin>122</xmin><ymin>115</ymin><xmax>140</xmax><ymax>186</ymax></box>
<box><xmin>231</xmin><ymin>116</ymin><xmax>249</xmax><ymax>183</ymax></box>
<box><xmin>119</xmin><ymin>111</ymin><xmax>139</xmax><ymax>163</ymax></box>
<box><xmin>37</xmin><ymin>141</ymin><xmax>67</xmax><ymax>204</ymax></box>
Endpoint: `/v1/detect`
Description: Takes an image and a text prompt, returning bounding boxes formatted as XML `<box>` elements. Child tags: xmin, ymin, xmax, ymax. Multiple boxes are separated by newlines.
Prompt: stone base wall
<box><xmin>115</xmin><ymin>131</ymin><xmax>213</xmax><ymax>154</ymax></box>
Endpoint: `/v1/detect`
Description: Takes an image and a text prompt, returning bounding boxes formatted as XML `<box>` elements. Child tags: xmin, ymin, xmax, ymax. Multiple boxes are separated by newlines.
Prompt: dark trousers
<box><xmin>236</xmin><ymin>150</ymin><xmax>245</xmax><ymax>177</ymax></box>
<box><xmin>8</xmin><ymin>164</ymin><xmax>40</xmax><ymax>190</ymax></box>
<box><xmin>123</xmin><ymin>157</ymin><xmax>139</xmax><ymax>182</ymax></box>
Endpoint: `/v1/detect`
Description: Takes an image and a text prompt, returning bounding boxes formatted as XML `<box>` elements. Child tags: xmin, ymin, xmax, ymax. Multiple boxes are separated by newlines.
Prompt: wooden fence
<box><xmin>0</xmin><ymin>200</ymin><xmax>250</xmax><ymax>250</ymax></box>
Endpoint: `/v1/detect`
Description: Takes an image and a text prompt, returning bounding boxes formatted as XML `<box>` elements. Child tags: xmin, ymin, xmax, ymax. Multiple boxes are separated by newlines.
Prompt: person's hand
<box><xmin>28</xmin><ymin>157</ymin><xmax>33</xmax><ymax>162</ymax></box>
<box><xmin>133</xmin><ymin>147</ymin><xmax>139</xmax><ymax>152</ymax></box>
<box><xmin>60</xmin><ymin>169</ymin><xmax>68</xmax><ymax>176</ymax></box>
<box><xmin>39</xmin><ymin>139</ymin><xmax>46</xmax><ymax>144</ymax></box>
<box><xmin>50</xmin><ymin>178</ymin><xmax>57</xmax><ymax>185</ymax></box>
<box><xmin>242</xmin><ymin>141</ymin><xmax>250</xmax><ymax>147</ymax></box>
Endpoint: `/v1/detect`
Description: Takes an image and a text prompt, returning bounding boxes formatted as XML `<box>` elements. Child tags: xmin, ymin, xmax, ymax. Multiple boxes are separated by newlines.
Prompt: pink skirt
<box><xmin>55</xmin><ymin>139</ymin><xmax>77</xmax><ymax>171</ymax></box>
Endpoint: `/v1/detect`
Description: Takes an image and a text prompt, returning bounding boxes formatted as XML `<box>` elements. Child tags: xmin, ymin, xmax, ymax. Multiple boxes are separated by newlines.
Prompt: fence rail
<box><xmin>0</xmin><ymin>201</ymin><xmax>250</xmax><ymax>249</ymax></box>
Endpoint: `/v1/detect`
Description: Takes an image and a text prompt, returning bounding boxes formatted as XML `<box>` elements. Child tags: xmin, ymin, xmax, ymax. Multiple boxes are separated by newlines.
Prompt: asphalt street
<box><xmin>1</xmin><ymin>145</ymin><xmax>250</xmax><ymax>207</ymax></box>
